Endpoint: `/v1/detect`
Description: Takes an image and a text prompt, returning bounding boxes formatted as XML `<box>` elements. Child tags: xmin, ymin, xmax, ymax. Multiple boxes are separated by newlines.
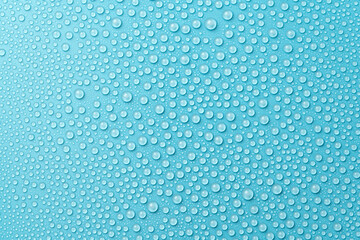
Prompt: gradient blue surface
<box><xmin>0</xmin><ymin>0</ymin><xmax>360</xmax><ymax>239</ymax></box>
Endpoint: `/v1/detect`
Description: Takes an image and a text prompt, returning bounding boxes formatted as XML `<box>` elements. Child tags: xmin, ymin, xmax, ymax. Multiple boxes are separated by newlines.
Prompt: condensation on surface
<box><xmin>0</xmin><ymin>0</ymin><xmax>359</xmax><ymax>239</ymax></box>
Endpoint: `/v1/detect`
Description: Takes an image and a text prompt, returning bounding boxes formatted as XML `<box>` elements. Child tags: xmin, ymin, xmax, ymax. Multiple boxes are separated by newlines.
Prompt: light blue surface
<box><xmin>0</xmin><ymin>0</ymin><xmax>359</xmax><ymax>239</ymax></box>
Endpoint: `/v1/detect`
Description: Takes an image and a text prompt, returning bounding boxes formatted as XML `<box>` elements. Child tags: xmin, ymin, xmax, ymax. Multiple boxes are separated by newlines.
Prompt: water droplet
<box><xmin>205</xmin><ymin>18</ymin><xmax>217</xmax><ymax>30</ymax></box>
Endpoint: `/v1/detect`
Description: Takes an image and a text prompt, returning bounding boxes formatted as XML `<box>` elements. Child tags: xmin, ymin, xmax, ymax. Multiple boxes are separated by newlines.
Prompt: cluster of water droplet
<box><xmin>0</xmin><ymin>0</ymin><xmax>359</xmax><ymax>239</ymax></box>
